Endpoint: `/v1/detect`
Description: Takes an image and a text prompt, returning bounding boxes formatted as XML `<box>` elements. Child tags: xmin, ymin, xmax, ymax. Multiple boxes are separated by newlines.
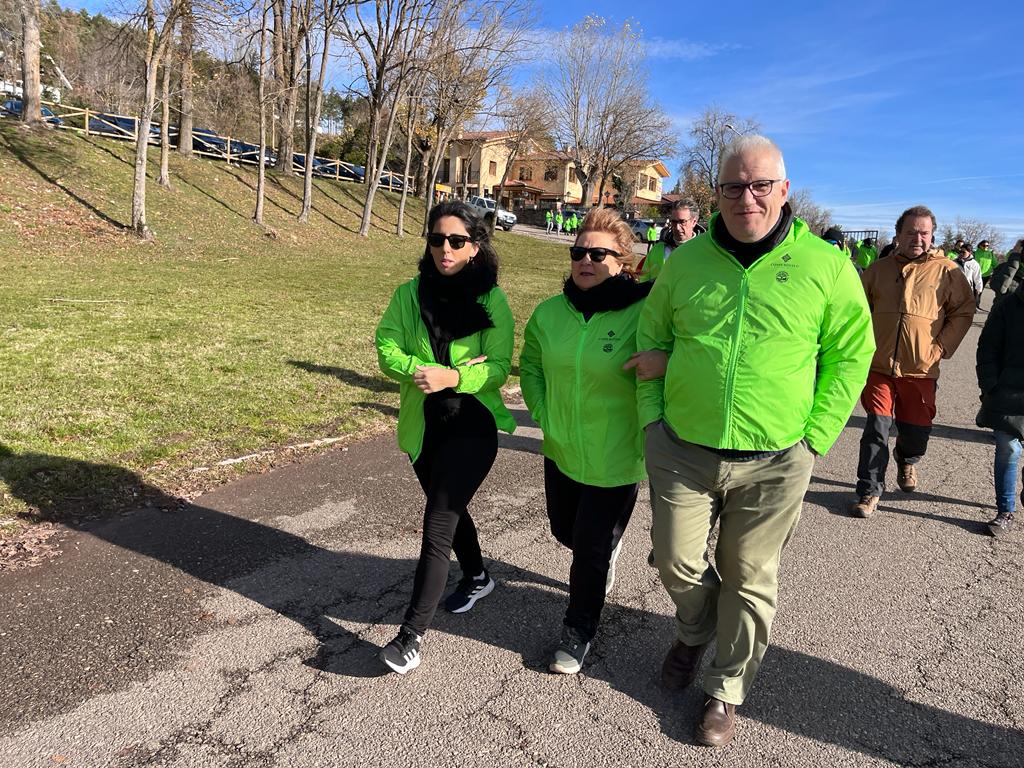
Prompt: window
<box><xmin>488</xmin><ymin>160</ymin><xmax>497</xmax><ymax>176</ymax></box>
<box><xmin>544</xmin><ymin>164</ymin><xmax>558</xmax><ymax>182</ymax></box>
<box><xmin>648</xmin><ymin>175</ymin><xmax>658</xmax><ymax>192</ymax></box>
<box><xmin>518</xmin><ymin>166</ymin><xmax>533</xmax><ymax>181</ymax></box>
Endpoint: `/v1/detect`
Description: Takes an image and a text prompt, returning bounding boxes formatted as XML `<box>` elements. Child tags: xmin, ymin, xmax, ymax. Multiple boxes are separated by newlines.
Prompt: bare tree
<box><xmin>682</xmin><ymin>106</ymin><xmax>760</xmax><ymax>194</ymax></box>
<box><xmin>546</xmin><ymin>16</ymin><xmax>673</xmax><ymax>208</ymax></box>
<box><xmin>395</xmin><ymin>68</ymin><xmax>428</xmax><ymax>237</ymax></box>
<box><xmin>488</xmin><ymin>86</ymin><xmax>550</xmax><ymax>233</ymax></box>
<box><xmin>271</xmin><ymin>0</ymin><xmax>312</xmax><ymax>173</ymax></box>
<box><xmin>416</xmin><ymin>0</ymin><xmax>531</xmax><ymax>235</ymax></box>
<box><xmin>17</xmin><ymin>0</ymin><xmax>43</xmax><ymax>125</ymax></box>
<box><xmin>130</xmin><ymin>0</ymin><xmax>182</xmax><ymax>238</ymax></box>
<box><xmin>157</xmin><ymin>34</ymin><xmax>174</xmax><ymax>187</ymax></box>
<box><xmin>176</xmin><ymin>0</ymin><xmax>195</xmax><ymax>156</ymax></box>
<box><xmin>339</xmin><ymin>0</ymin><xmax>435</xmax><ymax>237</ymax></box>
<box><xmin>254</xmin><ymin>0</ymin><xmax>269</xmax><ymax>224</ymax></box>
<box><xmin>950</xmin><ymin>217</ymin><xmax>1004</xmax><ymax>251</ymax></box>
<box><xmin>788</xmin><ymin>188</ymin><xmax>833</xmax><ymax>235</ymax></box>
<box><xmin>298</xmin><ymin>0</ymin><xmax>344</xmax><ymax>223</ymax></box>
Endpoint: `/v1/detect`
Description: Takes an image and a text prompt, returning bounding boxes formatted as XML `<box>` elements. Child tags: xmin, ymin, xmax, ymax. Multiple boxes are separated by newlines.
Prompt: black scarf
<box><xmin>563</xmin><ymin>273</ymin><xmax>652</xmax><ymax>321</ymax></box>
<box><xmin>417</xmin><ymin>255</ymin><xmax>496</xmax><ymax>366</ymax></box>
<box><xmin>713</xmin><ymin>202</ymin><xmax>794</xmax><ymax>269</ymax></box>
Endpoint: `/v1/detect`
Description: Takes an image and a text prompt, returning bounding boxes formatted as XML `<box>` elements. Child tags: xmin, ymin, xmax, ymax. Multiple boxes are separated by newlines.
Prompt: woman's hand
<box><xmin>623</xmin><ymin>350</ymin><xmax>668</xmax><ymax>380</ymax></box>
<box><xmin>414</xmin><ymin>366</ymin><xmax>460</xmax><ymax>393</ymax></box>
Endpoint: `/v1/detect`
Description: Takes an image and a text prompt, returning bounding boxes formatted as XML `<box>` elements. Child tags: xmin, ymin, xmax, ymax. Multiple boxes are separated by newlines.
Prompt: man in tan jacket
<box><xmin>851</xmin><ymin>205</ymin><xmax>976</xmax><ymax>517</ymax></box>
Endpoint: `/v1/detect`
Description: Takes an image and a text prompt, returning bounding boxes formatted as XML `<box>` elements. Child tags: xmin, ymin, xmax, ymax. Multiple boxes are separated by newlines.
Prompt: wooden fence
<box><xmin>32</xmin><ymin>100</ymin><xmax>409</xmax><ymax>191</ymax></box>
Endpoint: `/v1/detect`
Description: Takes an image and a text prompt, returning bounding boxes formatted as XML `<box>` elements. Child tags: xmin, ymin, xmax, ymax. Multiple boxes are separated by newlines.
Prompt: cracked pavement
<box><xmin>1</xmin><ymin>301</ymin><xmax>1022</xmax><ymax>767</ymax></box>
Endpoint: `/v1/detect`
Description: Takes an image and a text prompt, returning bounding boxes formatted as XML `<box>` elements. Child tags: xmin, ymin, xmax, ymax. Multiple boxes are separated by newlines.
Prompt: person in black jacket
<box><xmin>976</xmin><ymin>279</ymin><xmax>1024</xmax><ymax>536</ymax></box>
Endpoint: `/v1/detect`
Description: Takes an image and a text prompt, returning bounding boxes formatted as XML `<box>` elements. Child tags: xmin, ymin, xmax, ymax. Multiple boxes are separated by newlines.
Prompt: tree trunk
<box><xmin>489</xmin><ymin>138</ymin><xmax>521</xmax><ymax>236</ymax></box>
<box><xmin>132</xmin><ymin>11</ymin><xmax>162</xmax><ymax>238</ymax></box>
<box><xmin>157</xmin><ymin>41</ymin><xmax>173</xmax><ymax>188</ymax></box>
<box><xmin>358</xmin><ymin>96</ymin><xmax>401</xmax><ymax>237</ymax></box>
<box><xmin>299</xmin><ymin>15</ymin><xmax>332</xmax><ymax>223</ymax></box>
<box><xmin>177</xmin><ymin>0</ymin><xmax>194</xmax><ymax>156</ymax></box>
<box><xmin>254</xmin><ymin>1</ymin><xmax>268</xmax><ymax>224</ymax></box>
<box><xmin>18</xmin><ymin>0</ymin><xmax>43</xmax><ymax>126</ymax></box>
<box><xmin>396</xmin><ymin>101</ymin><xmax>417</xmax><ymax>237</ymax></box>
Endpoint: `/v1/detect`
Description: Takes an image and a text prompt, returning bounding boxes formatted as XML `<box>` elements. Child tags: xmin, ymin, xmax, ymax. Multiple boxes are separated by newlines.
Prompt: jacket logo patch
<box><xmin>776</xmin><ymin>271</ymin><xmax>790</xmax><ymax>283</ymax></box>
<box><xmin>782</xmin><ymin>253</ymin><xmax>792</xmax><ymax>262</ymax></box>
<box><xmin>602</xmin><ymin>343</ymin><xmax>614</xmax><ymax>353</ymax></box>
<box><xmin>607</xmin><ymin>330</ymin><xmax>616</xmax><ymax>337</ymax></box>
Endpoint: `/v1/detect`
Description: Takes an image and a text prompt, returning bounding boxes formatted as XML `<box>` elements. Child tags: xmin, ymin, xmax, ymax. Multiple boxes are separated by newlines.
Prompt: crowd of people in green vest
<box><xmin>544</xmin><ymin>207</ymin><xmax>581</xmax><ymax>236</ymax></box>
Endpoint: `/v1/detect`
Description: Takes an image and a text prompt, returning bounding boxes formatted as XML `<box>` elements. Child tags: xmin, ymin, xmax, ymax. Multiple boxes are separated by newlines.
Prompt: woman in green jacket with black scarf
<box><xmin>520</xmin><ymin>207</ymin><xmax>657</xmax><ymax>674</ymax></box>
<box><xmin>375</xmin><ymin>201</ymin><xmax>516</xmax><ymax>674</ymax></box>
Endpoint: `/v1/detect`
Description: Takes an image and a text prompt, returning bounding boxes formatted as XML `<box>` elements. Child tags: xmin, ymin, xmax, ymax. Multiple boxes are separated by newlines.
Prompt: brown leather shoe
<box><xmin>897</xmin><ymin>463</ymin><xmax>918</xmax><ymax>492</ymax></box>
<box><xmin>850</xmin><ymin>495</ymin><xmax>879</xmax><ymax>518</ymax></box>
<box><xmin>661</xmin><ymin>640</ymin><xmax>707</xmax><ymax>690</ymax></box>
<box><xmin>695</xmin><ymin>696</ymin><xmax>736</xmax><ymax>747</ymax></box>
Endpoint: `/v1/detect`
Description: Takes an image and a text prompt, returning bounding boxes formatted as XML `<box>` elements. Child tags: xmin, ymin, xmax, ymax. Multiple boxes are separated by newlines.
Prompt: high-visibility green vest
<box><xmin>976</xmin><ymin>248</ymin><xmax>995</xmax><ymax>277</ymax></box>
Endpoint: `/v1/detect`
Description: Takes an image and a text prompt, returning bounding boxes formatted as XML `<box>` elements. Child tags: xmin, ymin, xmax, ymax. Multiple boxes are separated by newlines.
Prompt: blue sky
<box><xmin>57</xmin><ymin>0</ymin><xmax>1024</xmax><ymax>245</ymax></box>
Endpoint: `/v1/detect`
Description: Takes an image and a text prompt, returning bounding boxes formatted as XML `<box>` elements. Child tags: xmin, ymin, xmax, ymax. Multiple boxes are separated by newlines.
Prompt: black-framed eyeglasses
<box><xmin>669</xmin><ymin>218</ymin><xmax>693</xmax><ymax>225</ymax></box>
<box><xmin>718</xmin><ymin>179</ymin><xmax>782</xmax><ymax>199</ymax></box>
<box><xmin>569</xmin><ymin>246</ymin><xmax>620</xmax><ymax>263</ymax></box>
<box><xmin>426</xmin><ymin>232</ymin><xmax>475</xmax><ymax>249</ymax></box>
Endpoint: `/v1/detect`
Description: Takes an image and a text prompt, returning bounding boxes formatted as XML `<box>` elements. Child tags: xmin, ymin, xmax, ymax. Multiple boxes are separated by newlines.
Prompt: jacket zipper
<box><xmin>573</xmin><ymin>311</ymin><xmax>588</xmax><ymax>483</ymax></box>
<box><xmin>891</xmin><ymin>267</ymin><xmax>906</xmax><ymax>375</ymax></box>
<box><xmin>723</xmin><ymin>274</ymin><xmax>749</xmax><ymax>446</ymax></box>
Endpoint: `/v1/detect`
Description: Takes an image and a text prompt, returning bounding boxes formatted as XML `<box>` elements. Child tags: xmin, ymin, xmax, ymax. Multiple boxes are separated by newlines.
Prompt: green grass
<box><xmin>0</xmin><ymin>124</ymin><xmax>568</xmax><ymax>528</ymax></box>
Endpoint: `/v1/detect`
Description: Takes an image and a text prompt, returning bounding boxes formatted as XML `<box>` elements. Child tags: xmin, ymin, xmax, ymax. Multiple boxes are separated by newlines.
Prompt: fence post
<box><xmin>226</xmin><ymin>136</ymin><xmax>232</xmax><ymax>164</ymax></box>
<box><xmin>335</xmin><ymin>162</ymin><xmax>340</xmax><ymax>181</ymax></box>
<box><xmin>84</xmin><ymin>108</ymin><xmax>90</xmax><ymax>137</ymax></box>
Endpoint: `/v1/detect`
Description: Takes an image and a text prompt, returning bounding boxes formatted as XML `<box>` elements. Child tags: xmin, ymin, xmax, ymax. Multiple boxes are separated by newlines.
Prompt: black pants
<box><xmin>402</xmin><ymin>396</ymin><xmax>497</xmax><ymax>637</ymax></box>
<box><xmin>544</xmin><ymin>458</ymin><xmax>638</xmax><ymax>642</ymax></box>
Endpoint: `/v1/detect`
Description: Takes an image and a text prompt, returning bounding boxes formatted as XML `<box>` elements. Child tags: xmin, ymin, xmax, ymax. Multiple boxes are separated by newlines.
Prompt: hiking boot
<box><xmin>987</xmin><ymin>511</ymin><xmax>1014</xmax><ymax>538</ymax></box>
<box><xmin>695</xmin><ymin>696</ymin><xmax>737</xmax><ymax>747</ymax></box>
<box><xmin>897</xmin><ymin>463</ymin><xmax>918</xmax><ymax>493</ymax></box>
<box><xmin>605</xmin><ymin>538</ymin><xmax>624</xmax><ymax>596</ymax></box>
<box><xmin>661</xmin><ymin>640</ymin><xmax>707</xmax><ymax>690</ymax></box>
<box><xmin>850</xmin><ymin>495</ymin><xmax>880</xmax><ymax>518</ymax></box>
<box><xmin>443</xmin><ymin>570</ymin><xmax>495</xmax><ymax>614</ymax></box>
<box><xmin>548</xmin><ymin>625</ymin><xmax>591</xmax><ymax>674</ymax></box>
<box><xmin>378</xmin><ymin>628</ymin><xmax>422</xmax><ymax>674</ymax></box>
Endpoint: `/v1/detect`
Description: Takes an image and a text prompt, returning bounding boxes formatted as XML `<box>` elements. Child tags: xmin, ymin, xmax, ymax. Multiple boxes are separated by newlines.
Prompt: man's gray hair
<box><xmin>671</xmin><ymin>198</ymin><xmax>699</xmax><ymax>219</ymax></box>
<box><xmin>717</xmin><ymin>135</ymin><xmax>786</xmax><ymax>184</ymax></box>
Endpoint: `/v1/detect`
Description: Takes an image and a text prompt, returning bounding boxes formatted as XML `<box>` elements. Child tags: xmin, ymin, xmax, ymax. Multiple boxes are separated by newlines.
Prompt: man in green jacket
<box><xmin>636</xmin><ymin>135</ymin><xmax>874</xmax><ymax>747</ymax></box>
<box><xmin>975</xmin><ymin>239</ymin><xmax>996</xmax><ymax>286</ymax></box>
<box><xmin>637</xmin><ymin>198</ymin><xmax>699</xmax><ymax>282</ymax></box>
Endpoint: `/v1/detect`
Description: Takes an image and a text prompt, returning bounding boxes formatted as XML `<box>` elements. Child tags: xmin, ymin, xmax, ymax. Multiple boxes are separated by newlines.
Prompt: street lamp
<box><xmin>723</xmin><ymin>123</ymin><xmax>742</xmax><ymax>139</ymax></box>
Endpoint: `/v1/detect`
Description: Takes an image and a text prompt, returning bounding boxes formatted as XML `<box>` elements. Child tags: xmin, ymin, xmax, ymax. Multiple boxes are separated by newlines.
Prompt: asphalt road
<box><xmin>1</xmin><ymin>295</ymin><xmax>1021</xmax><ymax>768</ymax></box>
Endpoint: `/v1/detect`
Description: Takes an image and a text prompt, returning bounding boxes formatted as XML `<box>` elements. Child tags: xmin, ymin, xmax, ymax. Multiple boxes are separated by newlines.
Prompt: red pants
<box><xmin>860</xmin><ymin>371</ymin><xmax>936</xmax><ymax>426</ymax></box>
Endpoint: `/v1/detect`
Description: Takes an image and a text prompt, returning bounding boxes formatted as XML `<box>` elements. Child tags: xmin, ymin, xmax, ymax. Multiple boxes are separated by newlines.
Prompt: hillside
<box><xmin>0</xmin><ymin>124</ymin><xmax>567</xmax><ymax>532</ymax></box>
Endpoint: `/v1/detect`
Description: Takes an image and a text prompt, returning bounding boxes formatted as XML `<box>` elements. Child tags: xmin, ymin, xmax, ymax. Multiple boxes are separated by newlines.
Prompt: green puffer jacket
<box><xmin>636</xmin><ymin>214</ymin><xmax>875</xmax><ymax>456</ymax></box>
<box><xmin>376</xmin><ymin>277</ymin><xmax>516</xmax><ymax>461</ymax></box>
<box><xmin>521</xmin><ymin>292</ymin><xmax>647</xmax><ymax>487</ymax></box>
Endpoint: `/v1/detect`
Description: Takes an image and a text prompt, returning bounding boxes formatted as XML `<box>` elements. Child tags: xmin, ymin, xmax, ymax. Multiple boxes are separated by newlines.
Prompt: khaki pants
<box><xmin>646</xmin><ymin>422</ymin><xmax>814</xmax><ymax>705</ymax></box>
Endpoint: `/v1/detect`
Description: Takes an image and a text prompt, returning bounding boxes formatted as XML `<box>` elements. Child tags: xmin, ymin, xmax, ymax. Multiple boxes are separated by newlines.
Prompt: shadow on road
<box><xmin>846</xmin><ymin>415</ymin><xmax>993</xmax><ymax>445</ymax></box>
<box><xmin>1</xmin><ymin>443</ymin><xmax>1019</xmax><ymax>763</ymax></box>
<box><xmin>809</xmin><ymin>475</ymin><xmax>993</xmax><ymax>515</ymax></box>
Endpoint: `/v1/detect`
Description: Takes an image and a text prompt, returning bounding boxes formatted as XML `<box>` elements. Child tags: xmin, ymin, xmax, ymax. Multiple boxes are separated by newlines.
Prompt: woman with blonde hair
<box><xmin>520</xmin><ymin>207</ymin><xmax>656</xmax><ymax>673</ymax></box>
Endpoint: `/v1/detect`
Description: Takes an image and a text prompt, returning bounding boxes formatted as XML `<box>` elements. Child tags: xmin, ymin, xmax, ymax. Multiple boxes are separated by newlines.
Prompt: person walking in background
<box><xmin>955</xmin><ymin>243</ymin><xmax>984</xmax><ymax>309</ymax></box>
<box><xmin>545</xmin><ymin>208</ymin><xmax>554</xmax><ymax>234</ymax></box>
<box><xmin>855</xmin><ymin>237</ymin><xmax>878</xmax><ymax>270</ymax></box>
<box><xmin>520</xmin><ymin>208</ymin><xmax>653</xmax><ymax>675</ymax></box>
<box><xmin>555</xmin><ymin>208</ymin><xmax>564</xmax><ymax>236</ymax></box>
<box><xmin>975</xmin><ymin>240</ymin><xmax>996</xmax><ymax>287</ymax></box>
<box><xmin>976</xmin><ymin>276</ymin><xmax>1024</xmax><ymax>537</ymax></box>
<box><xmin>851</xmin><ymin>206</ymin><xmax>976</xmax><ymax>518</ymax></box>
<box><xmin>374</xmin><ymin>201</ymin><xmax>516</xmax><ymax>674</ymax></box>
<box><xmin>645</xmin><ymin>221</ymin><xmax>658</xmax><ymax>254</ymax></box>
<box><xmin>636</xmin><ymin>135</ymin><xmax>873</xmax><ymax>746</ymax></box>
<box><xmin>637</xmin><ymin>199</ymin><xmax>700</xmax><ymax>282</ymax></box>
<box><xmin>989</xmin><ymin>239</ymin><xmax>1023</xmax><ymax>306</ymax></box>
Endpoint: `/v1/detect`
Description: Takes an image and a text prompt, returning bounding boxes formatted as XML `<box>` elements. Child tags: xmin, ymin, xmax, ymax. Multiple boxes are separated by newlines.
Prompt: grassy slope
<box><xmin>0</xmin><ymin>124</ymin><xmax>567</xmax><ymax>527</ymax></box>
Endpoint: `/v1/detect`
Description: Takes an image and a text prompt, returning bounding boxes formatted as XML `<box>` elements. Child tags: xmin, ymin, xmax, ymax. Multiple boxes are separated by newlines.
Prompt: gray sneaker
<box><xmin>987</xmin><ymin>511</ymin><xmax>1014</xmax><ymax>537</ymax></box>
<box><xmin>549</xmin><ymin>626</ymin><xmax>591</xmax><ymax>674</ymax></box>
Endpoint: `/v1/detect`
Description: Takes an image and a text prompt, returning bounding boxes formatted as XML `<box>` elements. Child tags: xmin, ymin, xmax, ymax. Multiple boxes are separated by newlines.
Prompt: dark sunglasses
<box><xmin>426</xmin><ymin>233</ymin><xmax>474</xmax><ymax>249</ymax></box>
<box><xmin>569</xmin><ymin>246</ymin><xmax>621</xmax><ymax>263</ymax></box>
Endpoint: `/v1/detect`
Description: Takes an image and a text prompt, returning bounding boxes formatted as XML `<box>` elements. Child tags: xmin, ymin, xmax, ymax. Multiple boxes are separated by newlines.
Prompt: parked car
<box><xmin>466</xmin><ymin>194</ymin><xmax>516</xmax><ymax>231</ymax></box>
<box><xmin>1</xmin><ymin>99</ymin><xmax>62</xmax><ymax>126</ymax></box>
<box><xmin>629</xmin><ymin>218</ymin><xmax>661</xmax><ymax>243</ymax></box>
